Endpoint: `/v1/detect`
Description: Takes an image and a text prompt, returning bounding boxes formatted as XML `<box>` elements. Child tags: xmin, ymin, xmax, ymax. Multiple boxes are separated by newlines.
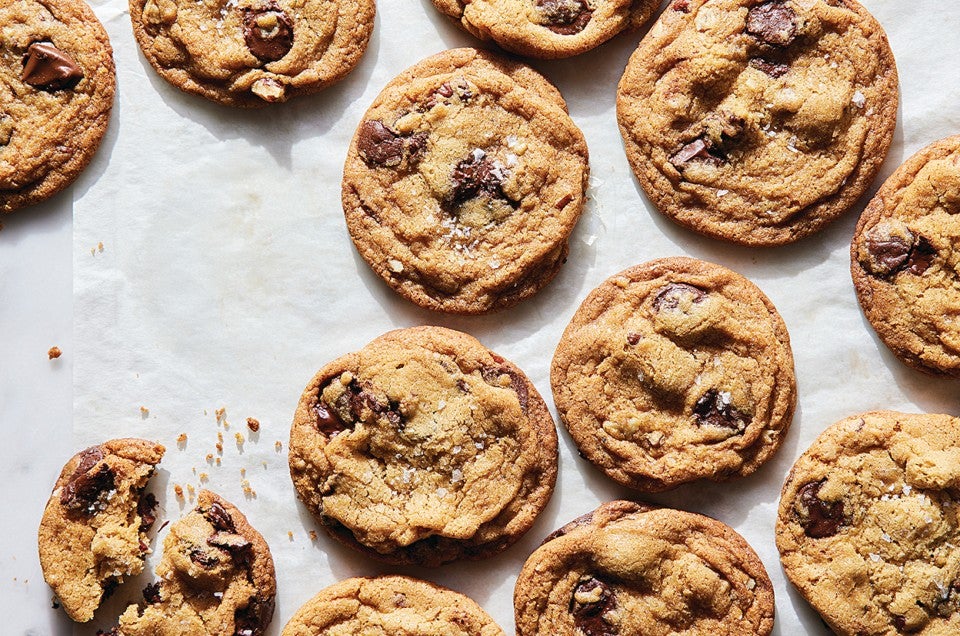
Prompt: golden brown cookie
<box><xmin>129</xmin><ymin>0</ymin><xmax>375</xmax><ymax>107</ymax></box>
<box><xmin>429</xmin><ymin>0</ymin><xmax>660</xmax><ymax>59</ymax></box>
<box><xmin>281</xmin><ymin>575</ymin><xmax>504</xmax><ymax>635</ymax></box>
<box><xmin>617</xmin><ymin>0</ymin><xmax>898</xmax><ymax>245</ymax></box>
<box><xmin>342</xmin><ymin>48</ymin><xmax>589</xmax><ymax>314</ymax></box>
<box><xmin>112</xmin><ymin>490</ymin><xmax>276</xmax><ymax>635</ymax></box>
<box><xmin>851</xmin><ymin>135</ymin><xmax>960</xmax><ymax>378</ymax></box>
<box><xmin>551</xmin><ymin>257</ymin><xmax>796</xmax><ymax>492</ymax></box>
<box><xmin>288</xmin><ymin>326</ymin><xmax>558</xmax><ymax>565</ymax></box>
<box><xmin>514</xmin><ymin>500</ymin><xmax>775</xmax><ymax>635</ymax></box>
<box><xmin>777</xmin><ymin>411</ymin><xmax>960</xmax><ymax>636</ymax></box>
<box><xmin>1</xmin><ymin>0</ymin><xmax>116</xmax><ymax>214</ymax></box>
<box><xmin>38</xmin><ymin>439</ymin><xmax>165</xmax><ymax>623</ymax></box>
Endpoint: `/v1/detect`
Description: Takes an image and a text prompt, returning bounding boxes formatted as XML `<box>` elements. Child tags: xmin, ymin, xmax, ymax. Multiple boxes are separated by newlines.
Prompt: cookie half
<box><xmin>514</xmin><ymin>500</ymin><xmax>775</xmax><ymax>635</ymax></box>
<box><xmin>281</xmin><ymin>575</ymin><xmax>504</xmax><ymax>635</ymax></box>
<box><xmin>342</xmin><ymin>48</ymin><xmax>589</xmax><ymax>314</ymax></box>
<box><xmin>288</xmin><ymin>326</ymin><xmax>558</xmax><ymax>565</ymax></box>
<box><xmin>1</xmin><ymin>0</ymin><xmax>115</xmax><ymax>214</ymax></box>
<box><xmin>430</xmin><ymin>0</ymin><xmax>660</xmax><ymax>59</ymax></box>
<box><xmin>777</xmin><ymin>411</ymin><xmax>960</xmax><ymax>635</ymax></box>
<box><xmin>851</xmin><ymin>135</ymin><xmax>960</xmax><ymax>377</ymax></box>
<box><xmin>113</xmin><ymin>490</ymin><xmax>276</xmax><ymax>635</ymax></box>
<box><xmin>129</xmin><ymin>0</ymin><xmax>375</xmax><ymax>107</ymax></box>
<box><xmin>617</xmin><ymin>0</ymin><xmax>898</xmax><ymax>245</ymax></box>
<box><xmin>38</xmin><ymin>439</ymin><xmax>165</xmax><ymax>623</ymax></box>
<box><xmin>551</xmin><ymin>257</ymin><xmax>796</xmax><ymax>491</ymax></box>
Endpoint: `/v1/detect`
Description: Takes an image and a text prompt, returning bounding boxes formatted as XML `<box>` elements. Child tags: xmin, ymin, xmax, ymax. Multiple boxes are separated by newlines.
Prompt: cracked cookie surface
<box><xmin>1</xmin><ymin>0</ymin><xmax>115</xmax><ymax>214</ymax></box>
<box><xmin>281</xmin><ymin>575</ymin><xmax>504</xmax><ymax>635</ymax></box>
<box><xmin>616</xmin><ymin>0</ymin><xmax>898</xmax><ymax>245</ymax></box>
<box><xmin>288</xmin><ymin>326</ymin><xmax>558</xmax><ymax>565</ymax></box>
<box><xmin>342</xmin><ymin>48</ymin><xmax>589</xmax><ymax>314</ymax></box>
<box><xmin>113</xmin><ymin>489</ymin><xmax>276</xmax><ymax>636</ymax></box>
<box><xmin>551</xmin><ymin>257</ymin><xmax>796</xmax><ymax>492</ymax></box>
<box><xmin>38</xmin><ymin>439</ymin><xmax>164</xmax><ymax>623</ymax></box>
<box><xmin>129</xmin><ymin>0</ymin><xmax>374</xmax><ymax>106</ymax></box>
<box><xmin>514</xmin><ymin>500</ymin><xmax>775</xmax><ymax>636</ymax></box>
<box><xmin>777</xmin><ymin>411</ymin><xmax>960</xmax><ymax>636</ymax></box>
<box><xmin>429</xmin><ymin>0</ymin><xmax>660</xmax><ymax>59</ymax></box>
<box><xmin>851</xmin><ymin>135</ymin><xmax>960</xmax><ymax>377</ymax></box>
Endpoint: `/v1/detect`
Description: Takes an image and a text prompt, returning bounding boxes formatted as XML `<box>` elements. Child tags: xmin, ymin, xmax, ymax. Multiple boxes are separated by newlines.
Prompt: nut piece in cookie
<box><xmin>551</xmin><ymin>257</ymin><xmax>796</xmax><ymax>491</ymax></box>
<box><xmin>617</xmin><ymin>0</ymin><xmax>899</xmax><ymax>245</ymax></box>
<box><xmin>430</xmin><ymin>0</ymin><xmax>660</xmax><ymax>59</ymax></box>
<box><xmin>111</xmin><ymin>490</ymin><xmax>276</xmax><ymax>635</ymax></box>
<box><xmin>851</xmin><ymin>135</ymin><xmax>960</xmax><ymax>377</ymax></box>
<box><xmin>128</xmin><ymin>0</ymin><xmax>375</xmax><ymax>106</ymax></box>
<box><xmin>38</xmin><ymin>439</ymin><xmax>165</xmax><ymax>622</ymax></box>
<box><xmin>288</xmin><ymin>326</ymin><xmax>558</xmax><ymax>565</ymax></box>
<box><xmin>342</xmin><ymin>48</ymin><xmax>589</xmax><ymax>314</ymax></box>
<box><xmin>281</xmin><ymin>575</ymin><xmax>504</xmax><ymax>635</ymax></box>
<box><xmin>777</xmin><ymin>411</ymin><xmax>960</xmax><ymax>635</ymax></box>
<box><xmin>514</xmin><ymin>501</ymin><xmax>775</xmax><ymax>635</ymax></box>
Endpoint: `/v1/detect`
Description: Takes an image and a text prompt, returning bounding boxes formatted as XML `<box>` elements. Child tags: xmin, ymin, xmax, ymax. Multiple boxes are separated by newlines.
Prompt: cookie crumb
<box><xmin>97</xmin><ymin>241</ymin><xmax>104</xmax><ymax>253</ymax></box>
<box><xmin>199</xmin><ymin>472</ymin><xmax>209</xmax><ymax>482</ymax></box>
<box><xmin>186</xmin><ymin>484</ymin><xmax>195</xmax><ymax>499</ymax></box>
<box><xmin>174</xmin><ymin>484</ymin><xmax>184</xmax><ymax>499</ymax></box>
<box><xmin>240</xmin><ymin>468</ymin><xmax>246</xmax><ymax>477</ymax></box>
<box><xmin>205</xmin><ymin>453</ymin><xmax>214</xmax><ymax>463</ymax></box>
<box><xmin>235</xmin><ymin>432</ymin><xmax>245</xmax><ymax>446</ymax></box>
<box><xmin>275</xmin><ymin>440</ymin><xmax>283</xmax><ymax>452</ymax></box>
<box><xmin>176</xmin><ymin>433</ymin><xmax>187</xmax><ymax>446</ymax></box>
<box><xmin>215</xmin><ymin>407</ymin><xmax>227</xmax><ymax>427</ymax></box>
<box><xmin>140</xmin><ymin>406</ymin><xmax>150</xmax><ymax>418</ymax></box>
<box><xmin>215</xmin><ymin>457</ymin><xmax>221</xmax><ymax>466</ymax></box>
<box><xmin>246</xmin><ymin>417</ymin><xmax>260</xmax><ymax>432</ymax></box>
<box><xmin>308</xmin><ymin>530</ymin><xmax>318</xmax><ymax>541</ymax></box>
<box><xmin>47</xmin><ymin>346</ymin><xmax>62</xmax><ymax>359</ymax></box>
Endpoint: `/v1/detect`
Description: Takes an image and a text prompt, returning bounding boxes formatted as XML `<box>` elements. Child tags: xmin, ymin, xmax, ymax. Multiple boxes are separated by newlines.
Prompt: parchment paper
<box><xmin>74</xmin><ymin>1</ymin><xmax>959</xmax><ymax>633</ymax></box>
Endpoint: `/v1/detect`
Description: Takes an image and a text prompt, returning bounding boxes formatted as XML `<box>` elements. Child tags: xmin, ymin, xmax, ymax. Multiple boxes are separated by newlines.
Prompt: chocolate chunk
<box><xmin>538</xmin><ymin>0</ymin><xmax>593</xmax><ymax>35</ymax></box>
<box><xmin>693</xmin><ymin>389</ymin><xmax>750</xmax><ymax>432</ymax></box>
<box><xmin>905</xmin><ymin>236</ymin><xmax>936</xmax><ymax>275</ymax></box>
<box><xmin>653</xmin><ymin>282</ymin><xmax>707</xmax><ymax>312</ymax></box>
<box><xmin>95</xmin><ymin>629</ymin><xmax>120</xmax><ymax>636</ymax></box>
<box><xmin>137</xmin><ymin>491</ymin><xmax>158</xmax><ymax>534</ymax></box>
<box><xmin>796</xmin><ymin>480</ymin><xmax>845</xmax><ymax>538</ymax></box>
<box><xmin>21</xmin><ymin>42</ymin><xmax>84</xmax><ymax>91</ymax></box>
<box><xmin>626</xmin><ymin>332</ymin><xmax>643</xmax><ymax>346</ymax></box>
<box><xmin>242</xmin><ymin>3</ymin><xmax>295</xmax><ymax>62</ymax></box>
<box><xmin>672</xmin><ymin>0</ymin><xmax>691</xmax><ymax>11</ymax></box>
<box><xmin>542</xmin><ymin>510</ymin><xmax>595</xmax><ymax>544</ymax></box>
<box><xmin>142</xmin><ymin>582</ymin><xmax>161</xmax><ymax>604</ymax></box>
<box><xmin>315</xmin><ymin>401</ymin><xmax>352</xmax><ymax>436</ymax></box>
<box><xmin>893</xmin><ymin>615</ymin><xmax>907</xmax><ymax>631</ymax></box>
<box><xmin>188</xmin><ymin>547</ymin><xmax>220</xmax><ymax>568</ymax></box>
<box><xmin>208</xmin><ymin>531</ymin><xmax>252</xmax><ymax>553</ymax></box>
<box><xmin>865</xmin><ymin>232</ymin><xmax>936</xmax><ymax>277</ymax></box>
<box><xmin>204</xmin><ymin>501</ymin><xmax>237</xmax><ymax>533</ymax></box>
<box><xmin>102</xmin><ymin>578</ymin><xmax>120</xmax><ymax>599</ymax></box>
<box><xmin>358</xmin><ymin>120</ymin><xmax>405</xmax><ymax>167</ymax></box>
<box><xmin>749</xmin><ymin>57</ymin><xmax>790</xmax><ymax>78</ymax></box>
<box><xmin>669</xmin><ymin>138</ymin><xmax>725</xmax><ymax>169</ymax></box>
<box><xmin>449</xmin><ymin>149</ymin><xmax>510</xmax><ymax>206</ymax></box>
<box><xmin>481</xmin><ymin>366</ymin><xmax>530</xmax><ymax>413</ymax></box>
<box><xmin>405</xmin><ymin>132</ymin><xmax>429</xmax><ymax>162</ymax></box>
<box><xmin>436</xmin><ymin>83</ymin><xmax>454</xmax><ymax>98</ymax></box>
<box><xmin>746</xmin><ymin>1</ymin><xmax>798</xmax><ymax>47</ymax></box>
<box><xmin>60</xmin><ymin>449</ymin><xmax>116</xmax><ymax>513</ymax></box>
<box><xmin>569</xmin><ymin>577</ymin><xmax>618</xmax><ymax>636</ymax></box>
<box><xmin>234</xmin><ymin>595</ymin><xmax>275</xmax><ymax>636</ymax></box>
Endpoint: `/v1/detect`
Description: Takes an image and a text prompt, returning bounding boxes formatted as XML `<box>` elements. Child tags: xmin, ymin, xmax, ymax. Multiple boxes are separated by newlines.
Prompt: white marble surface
<box><xmin>2</xmin><ymin>0</ymin><xmax>959</xmax><ymax>634</ymax></box>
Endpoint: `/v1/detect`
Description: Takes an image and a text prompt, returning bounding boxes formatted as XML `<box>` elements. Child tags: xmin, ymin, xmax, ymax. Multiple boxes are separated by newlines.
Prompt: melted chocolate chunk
<box><xmin>449</xmin><ymin>149</ymin><xmax>510</xmax><ymax>206</ymax></box>
<box><xmin>208</xmin><ymin>531</ymin><xmax>252</xmax><ymax>553</ymax></box>
<box><xmin>750</xmin><ymin>57</ymin><xmax>790</xmax><ymax>78</ymax></box>
<box><xmin>60</xmin><ymin>447</ymin><xmax>115</xmax><ymax>513</ymax></box>
<box><xmin>538</xmin><ymin>0</ymin><xmax>593</xmax><ymax>35</ymax></box>
<box><xmin>188</xmin><ymin>547</ymin><xmax>220</xmax><ymax>568</ymax></box>
<box><xmin>234</xmin><ymin>595</ymin><xmax>275</xmax><ymax>636</ymax></box>
<box><xmin>143</xmin><ymin>582</ymin><xmax>161</xmax><ymax>604</ymax></box>
<box><xmin>137</xmin><ymin>491</ymin><xmax>158</xmax><ymax>534</ymax></box>
<box><xmin>570</xmin><ymin>577</ymin><xmax>618</xmax><ymax>636</ymax></box>
<box><xmin>866</xmin><ymin>233</ymin><xmax>936</xmax><ymax>277</ymax></box>
<box><xmin>796</xmin><ymin>480</ymin><xmax>845</xmax><ymax>538</ymax></box>
<box><xmin>893</xmin><ymin>615</ymin><xmax>907</xmax><ymax>631</ymax></box>
<box><xmin>481</xmin><ymin>366</ymin><xmax>530</xmax><ymax>413</ymax></box>
<box><xmin>102</xmin><ymin>578</ymin><xmax>120</xmax><ymax>599</ymax></box>
<box><xmin>653</xmin><ymin>282</ymin><xmax>707</xmax><ymax>312</ymax></box>
<box><xmin>22</xmin><ymin>42</ymin><xmax>84</xmax><ymax>91</ymax></box>
<box><xmin>204</xmin><ymin>501</ymin><xmax>237</xmax><ymax>533</ymax></box>
<box><xmin>693</xmin><ymin>389</ymin><xmax>750</xmax><ymax>432</ymax></box>
<box><xmin>669</xmin><ymin>138</ymin><xmax>725</xmax><ymax>169</ymax></box>
<box><xmin>542</xmin><ymin>510</ymin><xmax>595</xmax><ymax>544</ymax></box>
<box><xmin>242</xmin><ymin>3</ymin><xmax>295</xmax><ymax>62</ymax></box>
<box><xmin>358</xmin><ymin>120</ymin><xmax>405</xmax><ymax>167</ymax></box>
<box><xmin>314</xmin><ymin>401</ymin><xmax>351</xmax><ymax>436</ymax></box>
<box><xmin>746</xmin><ymin>1</ymin><xmax>798</xmax><ymax>47</ymax></box>
<box><xmin>905</xmin><ymin>236</ymin><xmax>936</xmax><ymax>275</ymax></box>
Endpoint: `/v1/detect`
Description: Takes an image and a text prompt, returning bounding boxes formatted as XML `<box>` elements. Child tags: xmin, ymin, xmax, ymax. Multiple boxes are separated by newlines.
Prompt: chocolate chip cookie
<box><xmin>851</xmin><ymin>135</ymin><xmax>960</xmax><ymax>378</ymax></box>
<box><xmin>281</xmin><ymin>575</ymin><xmax>504</xmax><ymax>635</ymax></box>
<box><xmin>429</xmin><ymin>0</ymin><xmax>660</xmax><ymax>59</ymax></box>
<box><xmin>342</xmin><ymin>48</ymin><xmax>589</xmax><ymax>314</ymax></box>
<box><xmin>777</xmin><ymin>411</ymin><xmax>960</xmax><ymax>635</ymax></box>
<box><xmin>129</xmin><ymin>0</ymin><xmax>375</xmax><ymax>107</ymax></box>
<box><xmin>288</xmin><ymin>326</ymin><xmax>558</xmax><ymax>565</ymax></box>
<box><xmin>1</xmin><ymin>0</ymin><xmax>115</xmax><ymax>214</ymax></box>
<box><xmin>514</xmin><ymin>500</ymin><xmax>775</xmax><ymax>635</ymax></box>
<box><xmin>113</xmin><ymin>490</ymin><xmax>276</xmax><ymax>635</ymax></box>
<box><xmin>551</xmin><ymin>257</ymin><xmax>796</xmax><ymax>492</ymax></box>
<box><xmin>617</xmin><ymin>0</ymin><xmax>898</xmax><ymax>245</ymax></box>
<box><xmin>38</xmin><ymin>439</ymin><xmax>165</xmax><ymax>623</ymax></box>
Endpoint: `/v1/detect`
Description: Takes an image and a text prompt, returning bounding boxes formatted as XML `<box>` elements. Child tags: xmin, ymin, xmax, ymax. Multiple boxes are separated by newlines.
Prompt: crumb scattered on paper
<box><xmin>246</xmin><ymin>417</ymin><xmax>260</xmax><ymax>432</ymax></box>
<box><xmin>47</xmin><ymin>346</ymin><xmax>62</xmax><ymax>359</ymax></box>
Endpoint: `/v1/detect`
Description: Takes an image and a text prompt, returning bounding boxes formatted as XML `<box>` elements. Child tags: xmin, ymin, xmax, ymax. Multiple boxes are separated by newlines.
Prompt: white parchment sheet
<box><xmin>74</xmin><ymin>1</ymin><xmax>958</xmax><ymax>633</ymax></box>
